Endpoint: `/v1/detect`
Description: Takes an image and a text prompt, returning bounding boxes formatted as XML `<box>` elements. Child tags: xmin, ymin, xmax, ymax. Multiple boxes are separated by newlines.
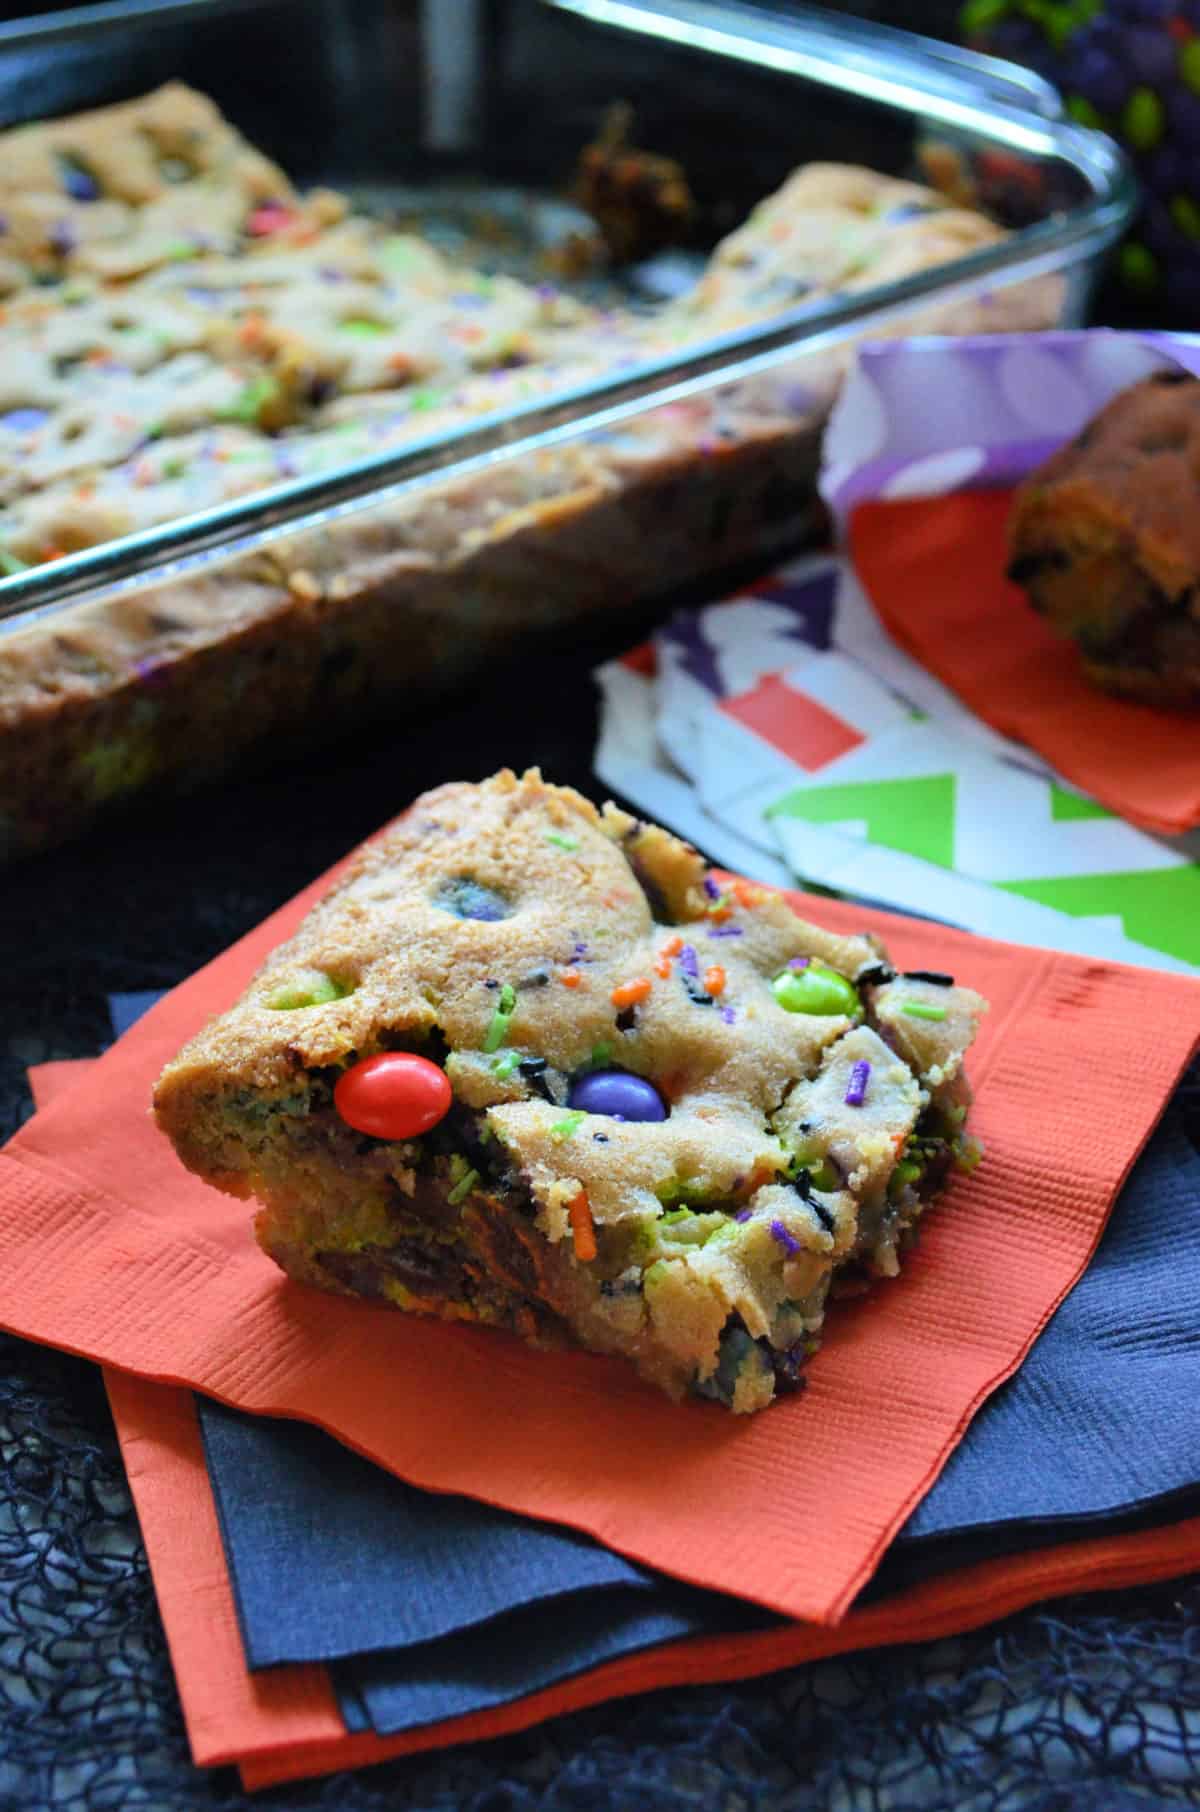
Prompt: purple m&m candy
<box><xmin>567</xmin><ymin>1069</ymin><xmax>667</xmax><ymax>1122</ymax></box>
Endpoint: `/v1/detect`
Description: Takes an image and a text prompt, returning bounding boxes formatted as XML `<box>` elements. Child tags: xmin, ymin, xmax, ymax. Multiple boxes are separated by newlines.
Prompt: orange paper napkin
<box><xmin>26</xmin><ymin>1009</ymin><xmax>1200</xmax><ymax>1788</ymax></box>
<box><xmin>849</xmin><ymin>490</ymin><xmax>1200</xmax><ymax>838</ymax></box>
<box><xmin>0</xmin><ymin>849</ymin><xmax>1196</xmax><ymax>1643</ymax></box>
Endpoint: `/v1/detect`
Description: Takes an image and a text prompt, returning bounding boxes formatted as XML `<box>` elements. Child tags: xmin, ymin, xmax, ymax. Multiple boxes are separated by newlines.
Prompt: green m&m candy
<box><xmin>771</xmin><ymin>962</ymin><xmax>858</xmax><ymax>1017</ymax></box>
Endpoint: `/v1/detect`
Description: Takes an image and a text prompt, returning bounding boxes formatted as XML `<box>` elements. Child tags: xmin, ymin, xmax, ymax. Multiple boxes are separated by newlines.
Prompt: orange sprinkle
<box><xmin>40</xmin><ymin>544</ymin><xmax>66</xmax><ymax>563</ymax></box>
<box><xmin>654</xmin><ymin>956</ymin><xmax>672</xmax><ymax>979</ymax></box>
<box><xmin>611</xmin><ymin>977</ymin><xmax>652</xmax><ymax>1010</ymax></box>
<box><xmin>732</xmin><ymin>879</ymin><xmax>769</xmax><ymax>909</ymax></box>
<box><xmin>560</xmin><ymin>969</ymin><xmax>583</xmax><ymax>989</ymax></box>
<box><xmin>704</xmin><ymin>965</ymin><xmax>726</xmax><ymax>997</ymax></box>
<box><xmin>709</xmin><ymin>904</ymin><xmax>732</xmax><ymax>924</ymax></box>
<box><xmin>237</xmin><ymin>313</ymin><xmax>267</xmax><ymax>348</ymax></box>
<box><xmin>662</xmin><ymin>935</ymin><xmax>683</xmax><ymax>957</ymax></box>
<box><xmin>568</xmin><ymin>1189</ymin><xmax>597</xmax><ymax>1263</ymax></box>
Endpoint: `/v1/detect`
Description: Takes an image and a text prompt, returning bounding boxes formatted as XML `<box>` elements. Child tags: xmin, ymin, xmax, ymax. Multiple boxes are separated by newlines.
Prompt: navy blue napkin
<box><xmin>110</xmin><ymin>994</ymin><xmax>1200</xmax><ymax>1740</ymax></box>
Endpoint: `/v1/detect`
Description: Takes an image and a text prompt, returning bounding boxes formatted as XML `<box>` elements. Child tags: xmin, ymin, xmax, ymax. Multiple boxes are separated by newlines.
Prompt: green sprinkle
<box><xmin>482</xmin><ymin>983</ymin><xmax>518</xmax><ymax>1052</ymax></box>
<box><xmin>589</xmin><ymin>1042</ymin><xmax>613</xmax><ymax>1068</ymax></box>
<box><xmin>544</xmin><ymin>831</ymin><xmax>580</xmax><ymax>852</ymax></box>
<box><xmin>954</xmin><ymin>1138</ymin><xmax>984</xmax><ymax>1175</ymax></box>
<box><xmin>888</xmin><ymin>1157</ymin><xmax>923</xmax><ymax>1201</ymax></box>
<box><xmin>266</xmin><ymin>971</ymin><xmax>350</xmax><ymax>1011</ymax></box>
<box><xmin>483</xmin><ymin>1012</ymin><xmax>510</xmax><ymax>1053</ymax></box>
<box><xmin>0</xmin><ymin>548</ymin><xmax>29</xmax><ymax>576</ymax></box>
<box><xmin>340</xmin><ymin>317</ymin><xmax>388</xmax><ymax>337</ymax></box>
<box><xmin>222</xmin><ymin>375</ymin><xmax>280</xmax><ymax>423</ymax></box>
<box><xmin>408</xmin><ymin>388</ymin><xmax>441</xmax><ymax>413</ymax></box>
<box><xmin>165</xmin><ymin>238</ymin><xmax>198</xmax><ymax>262</ymax></box>
<box><xmin>902</xmin><ymin>1001</ymin><xmax>947</xmax><ymax>1022</ymax></box>
<box><xmin>659</xmin><ymin>1208</ymin><xmax>691</xmax><ymax>1225</ymax></box>
<box><xmin>490</xmin><ymin>1050</ymin><xmax>520</xmax><ymax>1079</ymax></box>
<box><xmin>791</xmin><ymin>1150</ymin><xmax>839</xmax><ymax>1194</ymax></box>
<box><xmin>551</xmin><ymin>1111</ymin><xmax>586</xmax><ymax>1140</ymax></box>
<box><xmin>161</xmin><ymin>456</ymin><xmax>187</xmax><ymax>478</ymax></box>
<box><xmin>447</xmin><ymin>1167</ymin><xmax>480</xmax><ymax>1205</ymax></box>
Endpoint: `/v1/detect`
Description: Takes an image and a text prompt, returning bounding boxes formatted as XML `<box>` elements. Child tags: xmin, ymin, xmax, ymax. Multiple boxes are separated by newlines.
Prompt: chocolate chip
<box><xmin>902</xmin><ymin>970</ymin><xmax>954</xmax><ymax>987</ymax></box>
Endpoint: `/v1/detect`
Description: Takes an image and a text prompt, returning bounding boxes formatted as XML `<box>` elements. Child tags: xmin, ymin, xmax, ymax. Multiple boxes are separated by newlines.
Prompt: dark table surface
<box><xmin>2</xmin><ymin>606</ymin><xmax>1199</xmax><ymax>1812</ymax></box>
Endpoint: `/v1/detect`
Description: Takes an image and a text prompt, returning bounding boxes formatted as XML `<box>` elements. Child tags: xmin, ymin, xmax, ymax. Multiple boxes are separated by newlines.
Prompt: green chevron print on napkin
<box><xmin>766</xmin><ymin>774</ymin><xmax>957</xmax><ymax>869</ymax></box>
<box><xmin>1002</xmin><ymin>870</ymin><xmax>1200</xmax><ymax>968</ymax></box>
<box><xmin>1049</xmin><ymin>785</ymin><xmax>1113</xmax><ymax>825</ymax></box>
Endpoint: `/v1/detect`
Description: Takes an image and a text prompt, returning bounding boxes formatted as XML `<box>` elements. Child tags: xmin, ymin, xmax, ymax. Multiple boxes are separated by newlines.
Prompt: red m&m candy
<box><xmin>334</xmin><ymin>1053</ymin><xmax>452</xmax><ymax>1139</ymax></box>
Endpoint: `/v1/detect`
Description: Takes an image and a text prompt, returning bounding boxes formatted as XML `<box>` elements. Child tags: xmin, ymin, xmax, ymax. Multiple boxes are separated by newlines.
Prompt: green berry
<box><xmin>1122</xmin><ymin>88</ymin><xmax>1165</xmax><ymax>153</ymax></box>
<box><xmin>771</xmin><ymin>965</ymin><xmax>858</xmax><ymax>1017</ymax></box>
<box><xmin>1119</xmin><ymin>242</ymin><xmax>1159</xmax><ymax>295</ymax></box>
<box><xmin>1066</xmin><ymin>95</ymin><xmax>1105</xmax><ymax>131</ymax></box>
<box><xmin>960</xmin><ymin>0</ymin><xmax>1011</xmax><ymax>35</ymax></box>
<box><xmin>1171</xmin><ymin>195</ymin><xmax>1200</xmax><ymax>242</ymax></box>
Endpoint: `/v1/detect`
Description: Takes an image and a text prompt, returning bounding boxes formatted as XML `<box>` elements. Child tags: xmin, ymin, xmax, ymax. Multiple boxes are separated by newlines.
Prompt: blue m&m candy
<box><xmin>567</xmin><ymin>1069</ymin><xmax>667</xmax><ymax>1122</ymax></box>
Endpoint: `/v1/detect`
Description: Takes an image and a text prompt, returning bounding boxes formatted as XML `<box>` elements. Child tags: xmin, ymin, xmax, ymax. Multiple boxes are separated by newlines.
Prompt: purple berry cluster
<box><xmin>962</xmin><ymin>0</ymin><xmax>1200</xmax><ymax>308</ymax></box>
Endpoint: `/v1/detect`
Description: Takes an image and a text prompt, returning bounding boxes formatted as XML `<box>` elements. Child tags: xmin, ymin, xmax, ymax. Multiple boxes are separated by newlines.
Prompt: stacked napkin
<box><xmin>8</xmin><ymin>855</ymin><xmax>1199</xmax><ymax>1787</ymax></box>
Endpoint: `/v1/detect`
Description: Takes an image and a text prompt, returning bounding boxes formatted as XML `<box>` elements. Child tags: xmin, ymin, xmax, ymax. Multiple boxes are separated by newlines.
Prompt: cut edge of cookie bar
<box><xmin>153</xmin><ymin>769</ymin><xmax>986</xmax><ymax>1413</ymax></box>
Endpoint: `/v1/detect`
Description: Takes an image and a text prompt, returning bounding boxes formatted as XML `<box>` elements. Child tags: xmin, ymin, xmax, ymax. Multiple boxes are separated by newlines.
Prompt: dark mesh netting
<box><xmin>2</xmin><ymin>635</ymin><xmax>1199</xmax><ymax>1811</ymax></box>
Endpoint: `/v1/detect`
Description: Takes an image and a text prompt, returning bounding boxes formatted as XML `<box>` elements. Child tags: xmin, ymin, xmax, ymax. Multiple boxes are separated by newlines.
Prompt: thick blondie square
<box><xmin>154</xmin><ymin>771</ymin><xmax>985</xmax><ymax>1411</ymax></box>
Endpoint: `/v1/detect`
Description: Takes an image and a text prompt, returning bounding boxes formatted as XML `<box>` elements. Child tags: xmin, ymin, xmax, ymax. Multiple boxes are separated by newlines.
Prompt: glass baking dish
<box><xmin>0</xmin><ymin>0</ymin><xmax>1135</xmax><ymax>858</ymax></box>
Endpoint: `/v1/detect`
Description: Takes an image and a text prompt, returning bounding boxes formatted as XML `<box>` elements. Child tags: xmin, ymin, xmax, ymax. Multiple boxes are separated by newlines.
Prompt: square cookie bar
<box><xmin>154</xmin><ymin>771</ymin><xmax>985</xmax><ymax>1411</ymax></box>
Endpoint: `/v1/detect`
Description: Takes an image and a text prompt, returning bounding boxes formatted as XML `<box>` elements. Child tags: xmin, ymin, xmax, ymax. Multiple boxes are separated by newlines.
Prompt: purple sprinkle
<box><xmin>735</xmin><ymin>1208</ymin><xmax>754</xmax><ymax>1223</ymax></box>
<box><xmin>788</xmin><ymin>956</ymin><xmax>811</xmax><ymax>970</ymax></box>
<box><xmin>678</xmin><ymin>944</ymin><xmax>698</xmax><ymax>978</ymax></box>
<box><xmin>319</xmin><ymin>266</ymin><xmax>346</xmax><ymax>282</ymax></box>
<box><xmin>1</xmin><ymin>408</ymin><xmax>49</xmax><ymax>433</ymax></box>
<box><xmin>133</xmin><ymin>656</ymin><xmax>169</xmax><ymax>688</ymax></box>
<box><xmin>703</xmin><ymin>876</ymin><xmax>721</xmax><ymax>900</ymax></box>
<box><xmin>844</xmin><ymin>1060</ymin><xmax>871</xmax><ymax>1108</ymax></box>
<box><xmin>572</xmin><ymin>941</ymin><xmax>589</xmax><ymax>961</ymax></box>
<box><xmin>273</xmin><ymin>446</ymin><xmax>298</xmax><ymax>478</ymax></box>
<box><xmin>770</xmin><ymin>1219</ymin><xmax>802</xmax><ymax>1257</ymax></box>
<box><xmin>720</xmin><ymin>1007</ymin><xmax>736</xmax><ymax>1024</ymax></box>
<box><xmin>708</xmin><ymin>925</ymin><xmax>743</xmax><ymax>939</ymax></box>
<box><xmin>49</xmin><ymin>220</ymin><xmax>77</xmax><ymax>256</ymax></box>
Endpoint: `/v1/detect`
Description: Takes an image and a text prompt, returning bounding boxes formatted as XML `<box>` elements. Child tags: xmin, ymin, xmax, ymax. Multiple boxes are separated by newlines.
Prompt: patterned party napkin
<box><xmin>0</xmin><ymin>847</ymin><xmax>1197</xmax><ymax>1636</ymax></box>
